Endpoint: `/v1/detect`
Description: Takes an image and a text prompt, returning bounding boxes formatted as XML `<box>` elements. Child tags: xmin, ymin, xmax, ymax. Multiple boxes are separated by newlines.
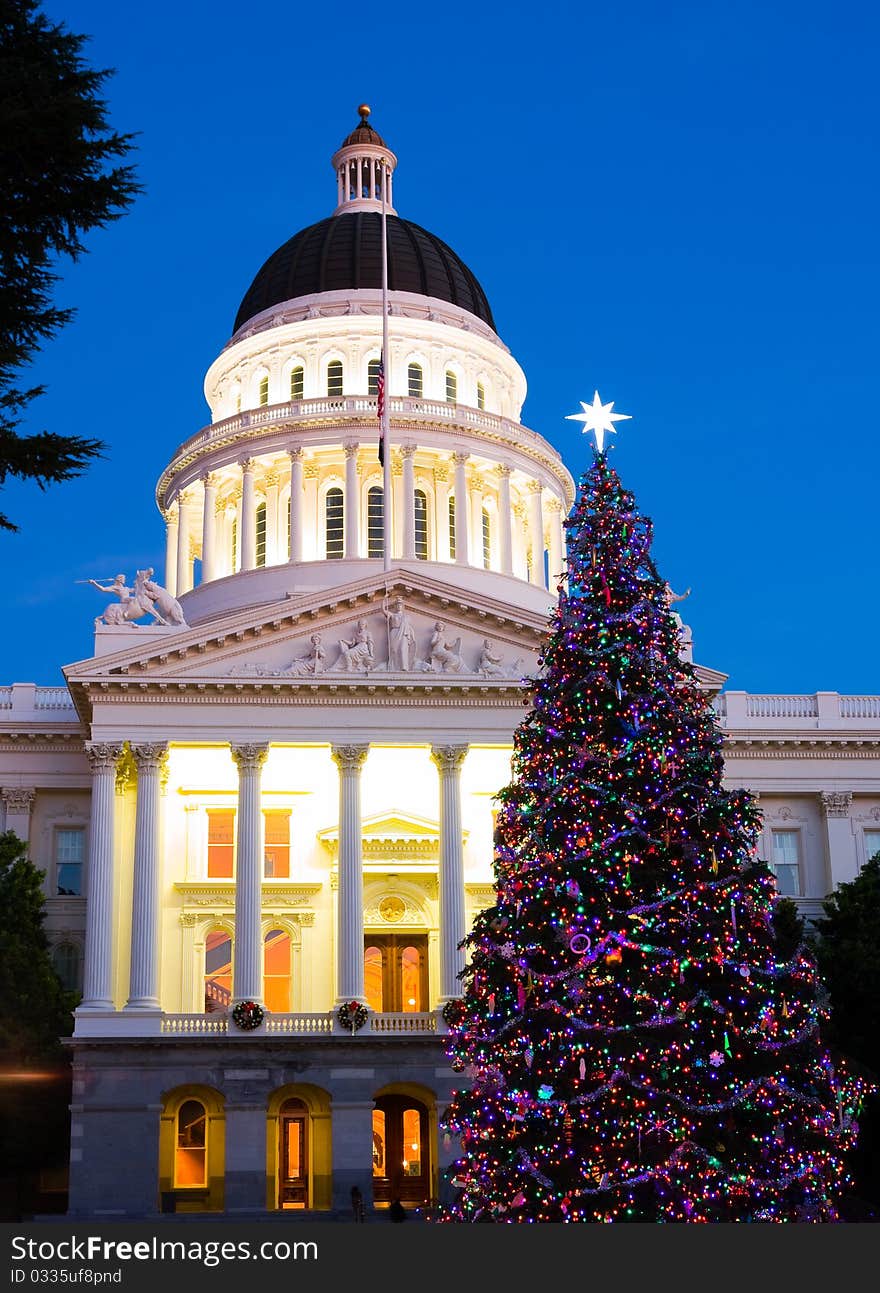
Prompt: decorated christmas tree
<box><xmin>440</xmin><ymin>395</ymin><xmax>870</xmax><ymax>1222</ymax></box>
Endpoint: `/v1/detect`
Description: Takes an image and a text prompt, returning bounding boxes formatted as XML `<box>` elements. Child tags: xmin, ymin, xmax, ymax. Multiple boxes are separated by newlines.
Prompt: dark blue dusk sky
<box><xmin>3</xmin><ymin>0</ymin><xmax>878</xmax><ymax>695</ymax></box>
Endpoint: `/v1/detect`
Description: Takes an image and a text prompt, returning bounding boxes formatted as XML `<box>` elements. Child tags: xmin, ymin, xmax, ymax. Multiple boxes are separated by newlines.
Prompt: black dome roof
<box><xmin>233</xmin><ymin>213</ymin><xmax>496</xmax><ymax>335</ymax></box>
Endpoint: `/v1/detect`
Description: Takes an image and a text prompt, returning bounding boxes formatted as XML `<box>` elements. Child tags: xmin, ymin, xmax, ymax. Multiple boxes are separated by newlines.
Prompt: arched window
<box><xmin>448</xmin><ymin>496</ymin><xmax>456</xmax><ymax>561</ymax></box>
<box><xmin>367</xmin><ymin>359</ymin><xmax>381</xmax><ymax>396</ymax></box>
<box><xmin>325</xmin><ymin>487</ymin><xmax>344</xmax><ymax>558</ymax></box>
<box><xmin>407</xmin><ymin>363</ymin><xmax>423</xmax><ymax>397</ymax></box>
<box><xmin>476</xmin><ymin>381</ymin><xmax>486</xmax><ymax>411</ymax></box>
<box><xmin>327</xmin><ymin>360</ymin><xmax>343</xmax><ymax>397</ymax></box>
<box><xmin>482</xmin><ymin>508</ymin><xmax>491</xmax><ymax>570</ymax></box>
<box><xmin>264</xmin><ymin>929</ymin><xmax>292</xmax><ymax>1013</ymax></box>
<box><xmin>445</xmin><ymin>370</ymin><xmax>457</xmax><ymax>403</ymax></box>
<box><xmin>367</xmin><ymin>486</ymin><xmax>384</xmax><ymax>558</ymax></box>
<box><xmin>414</xmin><ymin>490</ymin><xmax>428</xmax><ymax>560</ymax></box>
<box><xmin>258</xmin><ymin>375</ymin><xmax>269</xmax><ymax>406</ymax></box>
<box><xmin>175</xmin><ymin>1100</ymin><xmax>207</xmax><ymax>1188</ymax></box>
<box><xmin>289</xmin><ymin>366</ymin><xmax>304</xmax><ymax>400</ymax></box>
<box><xmin>52</xmin><ymin>942</ymin><xmax>82</xmax><ymax>994</ymax></box>
<box><xmin>204</xmin><ymin>928</ymin><xmax>232</xmax><ymax>1012</ymax></box>
<box><xmin>255</xmin><ymin>502</ymin><xmax>267</xmax><ymax>567</ymax></box>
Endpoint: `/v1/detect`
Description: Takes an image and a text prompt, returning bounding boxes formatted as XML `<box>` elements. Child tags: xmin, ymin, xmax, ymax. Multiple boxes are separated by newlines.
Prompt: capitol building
<box><xmin>1</xmin><ymin>109</ymin><xmax>878</xmax><ymax>1219</ymax></box>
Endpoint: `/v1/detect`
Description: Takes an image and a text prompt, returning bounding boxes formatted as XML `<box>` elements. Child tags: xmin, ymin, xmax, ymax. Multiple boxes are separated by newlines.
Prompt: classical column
<box><xmin>264</xmin><ymin>469</ymin><xmax>280</xmax><ymax>565</ymax></box>
<box><xmin>81</xmin><ymin>743</ymin><xmax>124</xmax><ymax>1009</ymax></box>
<box><xmin>125</xmin><ymin>743</ymin><xmax>168</xmax><ymax>1011</ymax></box>
<box><xmin>453</xmin><ymin>452</ymin><xmax>470</xmax><ymax>566</ymax></box>
<box><xmin>497</xmin><ymin>465</ymin><xmax>514</xmax><ymax>576</ymax></box>
<box><xmin>201</xmin><ymin>472</ymin><xmax>219</xmax><ymax>583</ymax></box>
<box><xmin>469</xmin><ymin>473</ymin><xmax>484</xmax><ymax>566</ymax></box>
<box><xmin>527</xmin><ymin>480</ymin><xmax>545</xmax><ymax>587</ymax></box>
<box><xmin>820</xmin><ymin>791</ymin><xmax>858</xmax><ymax>887</ymax></box>
<box><xmin>430</xmin><ymin>745</ymin><xmax>469</xmax><ymax>1003</ymax></box>
<box><xmin>1</xmin><ymin>786</ymin><xmax>35</xmax><ymax>844</ymax></box>
<box><xmin>164</xmin><ymin>503</ymin><xmax>179</xmax><ymax>597</ymax></box>
<box><xmin>303</xmin><ymin>462</ymin><xmax>319</xmax><ymax>561</ymax></box>
<box><xmin>433</xmin><ymin>464</ymin><xmax>451</xmax><ymax>562</ymax></box>
<box><xmin>547</xmin><ymin>496</ymin><xmax>565</xmax><ymax>588</ymax></box>
<box><xmin>231</xmin><ymin>744</ymin><xmax>269</xmax><ymax>1006</ymax></box>
<box><xmin>331</xmin><ymin>745</ymin><xmax>369</xmax><ymax>1005</ymax></box>
<box><xmin>288</xmin><ymin>448</ymin><xmax>304</xmax><ymax>563</ymax></box>
<box><xmin>344</xmin><ymin>442</ymin><xmax>360</xmax><ymax>558</ymax></box>
<box><xmin>401</xmin><ymin>444</ymin><xmax>416</xmax><ymax>560</ymax></box>
<box><xmin>240</xmin><ymin>459</ymin><xmax>257</xmax><ymax>571</ymax></box>
<box><xmin>176</xmin><ymin>490</ymin><xmax>194</xmax><ymax>596</ymax></box>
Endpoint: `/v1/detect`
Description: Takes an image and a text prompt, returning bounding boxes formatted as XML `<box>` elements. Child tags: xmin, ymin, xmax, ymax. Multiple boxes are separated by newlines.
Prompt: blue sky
<box><xmin>3</xmin><ymin>0</ymin><xmax>878</xmax><ymax>695</ymax></box>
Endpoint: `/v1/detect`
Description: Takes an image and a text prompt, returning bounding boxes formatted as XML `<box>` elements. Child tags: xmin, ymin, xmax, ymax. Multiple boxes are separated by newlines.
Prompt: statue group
<box><xmin>87</xmin><ymin>569</ymin><xmax>187</xmax><ymax>629</ymax></box>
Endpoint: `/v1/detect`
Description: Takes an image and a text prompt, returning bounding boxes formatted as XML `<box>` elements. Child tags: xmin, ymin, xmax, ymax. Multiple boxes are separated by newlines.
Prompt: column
<box><xmin>433</xmin><ymin>464</ymin><xmax>451</xmax><ymax>562</ymax></box>
<box><xmin>201</xmin><ymin>472</ymin><xmax>219</xmax><ymax>583</ymax></box>
<box><xmin>401</xmin><ymin>443</ymin><xmax>416</xmax><ymax>560</ymax></box>
<box><xmin>527</xmin><ymin>480</ymin><xmax>545</xmax><ymax>587</ymax></box>
<box><xmin>547</xmin><ymin>496</ymin><xmax>565</xmax><ymax>589</ymax></box>
<box><xmin>176</xmin><ymin>490</ymin><xmax>194</xmax><ymax>596</ymax></box>
<box><xmin>231</xmin><ymin>744</ymin><xmax>269</xmax><ymax>1006</ymax></box>
<box><xmin>469</xmin><ymin>473</ymin><xmax>484</xmax><ymax>566</ymax></box>
<box><xmin>288</xmin><ymin>448</ymin><xmax>304</xmax><ymax>563</ymax></box>
<box><xmin>331</xmin><ymin>745</ymin><xmax>369</xmax><ymax>1005</ymax></box>
<box><xmin>125</xmin><ymin>743</ymin><xmax>168</xmax><ymax>1011</ymax></box>
<box><xmin>80</xmin><ymin>743</ymin><xmax>123</xmax><ymax>1009</ymax></box>
<box><xmin>430</xmin><ymin>745</ymin><xmax>469</xmax><ymax>1003</ymax></box>
<box><xmin>392</xmin><ymin>455</ymin><xmax>403</xmax><ymax>558</ymax></box>
<box><xmin>337</xmin><ymin>166</ymin><xmax>344</xmax><ymax>208</ymax></box>
<box><xmin>303</xmin><ymin>462</ymin><xmax>319</xmax><ymax>561</ymax></box>
<box><xmin>820</xmin><ymin>791</ymin><xmax>858</xmax><ymax>887</ymax></box>
<box><xmin>453</xmin><ymin>452</ymin><xmax>470</xmax><ymax>566</ymax></box>
<box><xmin>497</xmin><ymin>465</ymin><xmax>514</xmax><ymax>576</ymax></box>
<box><xmin>264</xmin><ymin>469</ymin><xmax>280</xmax><ymax>565</ymax></box>
<box><xmin>0</xmin><ymin>786</ymin><xmax>35</xmax><ymax>843</ymax></box>
<box><xmin>164</xmin><ymin>503</ymin><xmax>179</xmax><ymax>597</ymax></box>
<box><xmin>344</xmin><ymin>442</ymin><xmax>360</xmax><ymax>557</ymax></box>
<box><xmin>240</xmin><ymin>459</ymin><xmax>258</xmax><ymax>571</ymax></box>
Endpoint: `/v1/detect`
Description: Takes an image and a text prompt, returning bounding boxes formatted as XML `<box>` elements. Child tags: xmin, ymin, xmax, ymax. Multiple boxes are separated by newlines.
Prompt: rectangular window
<box><xmin>264</xmin><ymin>810</ymin><xmax>291</xmax><ymax>879</ymax></box>
<box><xmin>448</xmin><ymin>496</ymin><xmax>456</xmax><ymax>560</ymax></box>
<box><xmin>864</xmin><ymin>830</ymin><xmax>880</xmax><ymax>865</ymax></box>
<box><xmin>207</xmin><ymin>810</ymin><xmax>235</xmax><ymax>879</ymax></box>
<box><xmin>327</xmin><ymin>361</ymin><xmax>343</xmax><ymax>397</ymax></box>
<box><xmin>325</xmin><ymin>489</ymin><xmax>344</xmax><ymax>559</ymax></box>
<box><xmin>445</xmin><ymin>371</ymin><xmax>457</xmax><ymax>402</ymax></box>
<box><xmin>55</xmin><ymin>827</ymin><xmax>85</xmax><ymax>896</ymax></box>
<box><xmin>255</xmin><ymin>502</ymin><xmax>267</xmax><ymax>568</ymax></box>
<box><xmin>414</xmin><ymin>491</ymin><xmax>428</xmax><ymax>560</ymax></box>
<box><xmin>258</xmin><ymin>375</ymin><xmax>269</xmax><ymax>406</ymax></box>
<box><xmin>290</xmin><ymin>367</ymin><xmax>304</xmax><ymax>400</ymax></box>
<box><xmin>770</xmin><ymin>829</ymin><xmax>801</xmax><ymax>897</ymax></box>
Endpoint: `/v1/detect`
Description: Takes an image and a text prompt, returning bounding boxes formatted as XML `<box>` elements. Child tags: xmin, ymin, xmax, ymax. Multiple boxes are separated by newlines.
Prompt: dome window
<box><xmin>448</xmin><ymin>496</ymin><xmax>456</xmax><ymax>561</ymax></box>
<box><xmin>367</xmin><ymin>486</ymin><xmax>384</xmax><ymax>558</ymax></box>
<box><xmin>476</xmin><ymin>381</ymin><xmax>486</xmax><ymax>411</ymax></box>
<box><xmin>368</xmin><ymin>359</ymin><xmax>381</xmax><ymax>396</ymax></box>
<box><xmin>445</xmin><ymin>370</ymin><xmax>457</xmax><ymax>403</ymax></box>
<box><xmin>290</xmin><ymin>366</ymin><xmax>304</xmax><ymax>400</ymax></box>
<box><xmin>482</xmin><ymin>508</ymin><xmax>492</xmax><ymax>570</ymax></box>
<box><xmin>407</xmin><ymin>363</ymin><xmax>423</xmax><ymax>398</ymax></box>
<box><xmin>255</xmin><ymin>502</ymin><xmax>267</xmax><ymax>568</ymax></box>
<box><xmin>327</xmin><ymin>361</ymin><xmax>344</xmax><ymax>397</ymax></box>
<box><xmin>325</xmin><ymin>487</ymin><xmax>344</xmax><ymax>558</ymax></box>
<box><xmin>258</xmin><ymin>375</ymin><xmax>269</xmax><ymax>406</ymax></box>
<box><xmin>414</xmin><ymin>490</ymin><xmax>428</xmax><ymax>560</ymax></box>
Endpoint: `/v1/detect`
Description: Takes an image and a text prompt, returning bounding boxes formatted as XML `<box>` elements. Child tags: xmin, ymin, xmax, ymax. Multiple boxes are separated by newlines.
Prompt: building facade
<box><xmin>1</xmin><ymin>111</ymin><xmax>879</xmax><ymax>1218</ymax></box>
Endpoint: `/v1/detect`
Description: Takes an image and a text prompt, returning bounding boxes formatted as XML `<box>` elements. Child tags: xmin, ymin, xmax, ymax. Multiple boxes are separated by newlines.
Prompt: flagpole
<box><xmin>380</xmin><ymin>158</ymin><xmax>392</xmax><ymax>574</ymax></box>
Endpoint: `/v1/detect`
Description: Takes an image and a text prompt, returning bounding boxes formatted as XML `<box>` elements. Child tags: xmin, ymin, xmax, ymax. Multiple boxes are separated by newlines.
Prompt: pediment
<box><xmin>318</xmin><ymin>811</ymin><xmax>461</xmax><ymax>861</ymax></box>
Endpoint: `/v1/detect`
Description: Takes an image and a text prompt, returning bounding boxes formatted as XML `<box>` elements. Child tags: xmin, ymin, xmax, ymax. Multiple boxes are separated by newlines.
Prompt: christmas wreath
<box><xmin>442</xmin><ymin>998</ymin><xmax>466</xmax><ymax>1027</ymax></box>
<box><xmin>337</xmin><ymin>1000</ymin><xmax>368</xmax><ymax>1032</ymax></box>
<box><xmin>231</xmin><ymin>1000</ymin><xmax>264</xmax><ymax>1031</ymax></box>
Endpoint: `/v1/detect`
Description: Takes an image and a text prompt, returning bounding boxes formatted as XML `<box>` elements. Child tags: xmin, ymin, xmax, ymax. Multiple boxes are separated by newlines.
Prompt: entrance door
<box><xmin>363</xmin><ymin>935</ymin><xmax>428</xmax><ymax>1013</ymax></box>
<box><xmin>372</xmin><ymin>1095</ymin><xmax>430</xmax><ymax>1208</ymax></box>
<box><xmin>279</xmin><ymin>1098</ymin><xmax>309</xmax><ymax>1209</ymax></box>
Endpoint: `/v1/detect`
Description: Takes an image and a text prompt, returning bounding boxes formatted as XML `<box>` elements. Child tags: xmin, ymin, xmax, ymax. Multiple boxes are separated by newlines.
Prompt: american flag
<box><xmin>376</xmin><ymin>353</ymin><xmax>386</xmax><ymax>465</ymax></box>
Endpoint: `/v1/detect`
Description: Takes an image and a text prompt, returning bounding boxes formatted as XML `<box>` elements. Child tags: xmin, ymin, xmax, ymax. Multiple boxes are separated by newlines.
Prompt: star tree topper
<box><xmin>566</xmin><ymin>390</ymin><xmax>632</xmax><ymax>452</ymax></box>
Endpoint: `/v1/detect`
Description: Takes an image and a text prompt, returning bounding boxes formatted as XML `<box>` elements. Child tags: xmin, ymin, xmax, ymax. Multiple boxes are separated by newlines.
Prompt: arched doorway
<box><xmin>372</xmin><ymin>1094</ymin><xmax>430</xmax><ymax>1208</ymax></box>
<box><xmin>278</xmin><ymin>1097</ymin><xmax>309</xmax><ymax>1209</ymax></box>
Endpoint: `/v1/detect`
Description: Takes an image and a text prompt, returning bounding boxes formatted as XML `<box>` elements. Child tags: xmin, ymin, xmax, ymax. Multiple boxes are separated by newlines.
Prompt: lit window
<box><xmin>445</xmin><ymin>370</ymin><xmax>457</xmax><ymax>402</ymax></box>
<box><xmin>402</xmin><ymin>1107</ymin><xmax>422</xmax><ymax>1175</ymax></box>
<box><xmin>367</xmin><ymin>486</ymin><xmax>384</xmax><ymax>558</ymax></box>
<box><xmin>255</xmin><ymin>502</ymin><xmax>267</xmax><ymax>568</ymax></box>
<box><xmin>414</xmin><ymin>490</ymin><xmax>428</xmax><ymax>560</ymax></box>
<box><xmin>770</xmin><ymin>830</ymin><xmax>801</xmax><ymax>897</ymax></box>
<box><xmin>407</xmin><ymin>363</ymin><xmax>423</xmax><ymax>397</ymax></box>
<box><xmin>372</xmin><ymin>1109</ymin><xmax>386</xmax><ymax>1176</ymax></box>
<box><xmin>55</xmin><ymin>828</ymin><xmax>85</xmax><ymax>896</ymax></box>
<box><xmin>231</xmin><ymin>517</ymin><xmax>239</xmax><ymax>572</ymax></box>
<box><xmin>482</xmin><ymin>508</ymin><xmax>491</xmax><ymax>570</ymax></box>
<box><xmin>258</xmin><ymin>375</ymin><xmax>269</xmax><ymax>406</ymax></box>
<box><xmin>327</xmin><ymin>361</ymin><xmax>343</xmax><ymax>397</ymax></box>
<box><xmin>290</xmin><ymin>366</ymin><xmax>304</xmax><ymax>400</ymax></box>
<box><xmin>476</xmin><ymin>381</ymin><xmax>486</xmax><ymax>411</ymax></box>
<box><xmin>368</xmin><ymin>359</ymin><xmax>381</xmax><ymax>396</ymax></box>
<box><xmin>175</xmin><ymin>1100</ymin><xmax>207</xmax><ymax>1187</ymax></box>
<box><xmin>401</xmin><ymin>945</ymin><xmax>422</xmax><ymax>1013</ymax></box>
<box><xmin>204</xmin><ymin>929</ymin><xmax>232</xmax><ymax>1011</ymax></box>
<box><xmin>325</xmin><ymin>487</ymin><xmax>344</xmax><ymax>558</ymax></box>
<box><xmin>207</xmin><ymin>810</ymin><xmax>234</xmax><ymax>879</ymax></box>
<box><xmin>264</xmin><ymin>929</ymin><xmax>291</xmax><ymax>1013</ymax></box>
<box><xmin>365</xmin><ymin>945</ymin><xmax>383</xmax><ymax>1013</ymax></box>
<box><xmin>448</xmin><ymin>496</ymin><xmax>456</xmax><ymax>560</ymax></box>
<box><xmin>52</xmin><ymin>942</ymin><xmax>82</xmax><ymax>993</ymax></box>
<box><xmin>864</xmin><ymin>830</ymin><xmax>880</xmax><ymax>865</ymax></box>
<box><xmin>264</xmin><ymin>811</ymin><xmax>290</xmax><ymax>879</ymax></box>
